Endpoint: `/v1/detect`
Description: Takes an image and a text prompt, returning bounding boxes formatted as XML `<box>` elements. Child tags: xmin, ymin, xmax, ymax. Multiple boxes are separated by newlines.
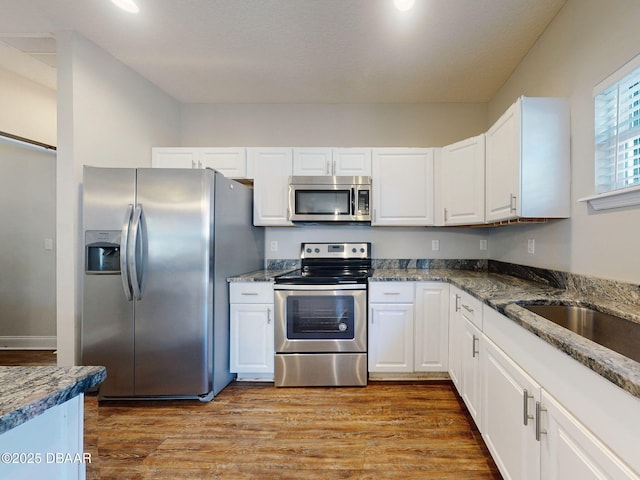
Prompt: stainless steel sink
<box><xmin>521</xmin><ymin>304</ymin><xmax>640</xmax><ymax>363</ymax></box>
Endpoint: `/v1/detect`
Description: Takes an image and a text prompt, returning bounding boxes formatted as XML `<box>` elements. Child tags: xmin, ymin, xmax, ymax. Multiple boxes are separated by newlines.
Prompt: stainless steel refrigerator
<box><xmin>81</xmin><ymin>166</ymin><xmax>264</xmax><ymax>401</ymax></box>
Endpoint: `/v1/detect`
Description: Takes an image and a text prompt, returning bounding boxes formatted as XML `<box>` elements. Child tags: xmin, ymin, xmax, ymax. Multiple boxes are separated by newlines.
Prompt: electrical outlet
<box><xmin>479</xmin><ymin>239</ymin><xmax>487</xmax><ymax>251</ymax></box>
<box><xmin>44</xmin><ymin>238</ymin><xmax>53</xmax><ymax>251</ymax></box>
<box><xmin>270</xmin><ymin>241</ymin><xmax>278</xmax><ymax>252</ymax></box>
<box><xmin>431</xmin><ymin>239</ymin><xmax>440</xmax><ymax>251</ymax></box>
<box><xmin>527</xmin><ymin>239</ymin><xmax>535</xmax><ymax>255</ymax></box>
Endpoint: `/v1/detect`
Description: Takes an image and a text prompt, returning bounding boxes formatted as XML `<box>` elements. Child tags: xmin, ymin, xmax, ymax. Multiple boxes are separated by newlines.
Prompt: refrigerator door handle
<box><xmin>129</xmin><ymin>204</ymin><xmax>144</xmax><ymax>301</ymax></box>
<box><xmin>120</xmin><ymin>204</ymin><xmax>134</xmax><ymax>301</ymax></box>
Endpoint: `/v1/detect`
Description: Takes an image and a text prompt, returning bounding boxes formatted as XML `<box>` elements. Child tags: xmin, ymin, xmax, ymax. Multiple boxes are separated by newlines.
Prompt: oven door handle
<box><xmin>274</xmin><ymin>284</ymin><xmax>366</xmax><ymax>291</ymax></box>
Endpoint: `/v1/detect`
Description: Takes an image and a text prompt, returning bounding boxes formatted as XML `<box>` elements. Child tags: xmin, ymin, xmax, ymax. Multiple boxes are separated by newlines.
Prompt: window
<box><xmin>594</xmin><ymin>62</ymin><xmax>640</xmax><ymax>193</ymax></box>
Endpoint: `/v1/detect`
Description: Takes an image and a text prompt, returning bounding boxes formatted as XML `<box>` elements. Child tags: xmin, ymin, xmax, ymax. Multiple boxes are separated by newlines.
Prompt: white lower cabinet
<box><xmin>414</xmin><ymin>282</ymin><xmax>449</xmax><ymax>372</ymax></box>
<box><xmin>540</xmin><ymin>391</ymin><xmax>638</xmax><ymax>480</ymax></box>
<box><xmin>448</xmin><ymin>285</ymin><xmax>483</xmax><ymax>427</ymax></box>
<box><xmin>482</xmin><ymin>334</ymin><xmax>541</xmax><ymax>480</ymax></box>
<box><xmin>229</xmin><ymin>282</ymin><xmax>274</xmax><ymax>380</ymax></box>
<box><xmin>479</xmin><ymin>305</ymin><xmax>640</xmax><ymax>480</ymax></box>
<box><xmin>368</xmin><ymin>282</ymin><xmax>449</xmax><ymax>375</ymax></box>
<box><xmin>368</xmin><ymin>302</ymin><xmax>414</xmax><ymax>372</ymax></box>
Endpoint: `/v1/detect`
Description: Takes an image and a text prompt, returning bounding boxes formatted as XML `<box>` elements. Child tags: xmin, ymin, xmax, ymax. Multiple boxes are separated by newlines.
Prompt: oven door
<box><xmin>274</xmin><ymin>284</ymin><xmax>367</xmax><ymax>353</ymax></box>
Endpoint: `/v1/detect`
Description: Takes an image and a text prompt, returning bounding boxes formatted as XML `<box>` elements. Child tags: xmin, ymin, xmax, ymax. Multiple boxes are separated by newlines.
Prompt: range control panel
<box><xmin>300</xmin><ymin>242</ymin><xmax>371</xmax><ymax>259</ymax></box>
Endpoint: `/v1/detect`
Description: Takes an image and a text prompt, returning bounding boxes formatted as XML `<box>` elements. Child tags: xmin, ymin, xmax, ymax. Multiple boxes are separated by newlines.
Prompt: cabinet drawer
<box><xmin>369</xmin><ymin>282</ymin><xmax>415</xmax><ymax>303</ymax></box>
<box><xmin>230</xmin><ymin>282</ymin><xmax>274</xmax><ymax>303</ymax></box>
<box><xmin>458</xmin><ymin>292</ymin><xmax>483</xmax><ymax>329</ymax></box>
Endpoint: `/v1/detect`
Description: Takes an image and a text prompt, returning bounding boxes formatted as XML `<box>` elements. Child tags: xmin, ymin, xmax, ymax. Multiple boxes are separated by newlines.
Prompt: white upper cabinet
<box><xmin>292</xmin><ymin>148</ymin><xmax>333</xmax><ymax>176</ymax></box>
<box><xmin>250</xmin><ymin>147</ymin><xmax>293</xmax><ymax>226</ymax></box>
<box><xmin>333</xmin><ymin>148</ymin><xmax>372</xmax><ymax>176</ymax></box>
<box><xmin>292</xmin><ymin>147</ymin><xmax>372</xmax><ymax>176</ymax></box>
<box><xmin>441</xmin><ymin>135</ymin><xmax>485</xmax><ymax>225</ymax></box>
<box><xmin>152</xmin><ymin>147</ymin><xmax>248</xmax><ymax>178</ymax></box>
<box><xmin>485</xmin><ymin>96</ymin><xmax>570</xmax><ymax>222</ymax></box>
<box><xmin>152</xmin><ymin>147</ymin><xmax>199</xmax><ymax>169</ymax></box>
<box><xmin>371</xmin><ymin>148</ymin><xmax>434</xmax><ymax>226</ymax></box>
<box><xmin>200</xmin><ymin>148</ymin><xmax>247</xmax><ymax>178</ymax></box>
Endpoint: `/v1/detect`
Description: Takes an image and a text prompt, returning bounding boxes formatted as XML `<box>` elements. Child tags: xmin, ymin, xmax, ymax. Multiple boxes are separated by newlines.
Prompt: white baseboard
<box><xmin>0</xmin><ymin>336</ymin><xmax>57</xmax><ymax>350</ymax></box>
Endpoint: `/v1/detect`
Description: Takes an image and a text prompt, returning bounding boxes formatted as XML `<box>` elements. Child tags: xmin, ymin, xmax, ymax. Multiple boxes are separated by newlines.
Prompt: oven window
<box><xmin>286</xmin><ymin>295</ymin><xmax>355</xmax><ymax>339</ymax></box>
<box><xmin>295</xmin><ymin>190</ymin><xmax>350</xmax><ymax>215</ymax></box>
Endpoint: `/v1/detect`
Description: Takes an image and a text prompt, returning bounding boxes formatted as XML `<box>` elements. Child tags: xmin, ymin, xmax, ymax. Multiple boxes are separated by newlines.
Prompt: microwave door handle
<box><xmin>351</xmin><ymin>188</ymin><xmax>355</xmax><ymax>216</ymax></box>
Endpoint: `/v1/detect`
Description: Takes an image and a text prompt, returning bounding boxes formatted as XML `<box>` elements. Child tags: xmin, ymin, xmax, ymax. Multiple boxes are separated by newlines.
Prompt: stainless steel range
<box><xmin>273</xmin><ymin>242</ymin><xmax>372</xmax><ymax>387</ymax></box>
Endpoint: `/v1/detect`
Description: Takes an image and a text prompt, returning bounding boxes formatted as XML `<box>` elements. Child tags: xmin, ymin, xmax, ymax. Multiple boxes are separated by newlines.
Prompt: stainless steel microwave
<box><xmin>288</xmin><ymin>176</ymin><xmax>371</xmax><ymax>222</ymax></box>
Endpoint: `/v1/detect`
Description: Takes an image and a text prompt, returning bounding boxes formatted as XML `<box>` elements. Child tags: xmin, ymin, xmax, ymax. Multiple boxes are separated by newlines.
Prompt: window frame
<box><xmin>580</xmin><ymin>52</ymin><xmax>640</xmax><ymax>210</ymax></box>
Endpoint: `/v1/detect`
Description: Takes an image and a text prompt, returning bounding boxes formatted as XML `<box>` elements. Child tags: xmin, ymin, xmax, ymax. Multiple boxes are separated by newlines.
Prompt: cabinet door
<box><xmin>151</xmin><ymin>148</ymin><xmax>198</xmax><ymax>169</ymax></box>
<box><xmin>250</xmin><ymin>148</ymin><xmax>293</xmax><ymax>226</ymax></box>
<box><xmin>540</xmin><ymin>391</ymin><xmax>639</xmax><ymax>480</ymax></box>
<box><xmin>333</xmin><ymin>148</ymin><xmax>372</xmax><ymax>176</ymax></box>
<box><xmin>371</xmin><ymin>148</ymin><xmax>434</xmax><ymax>226</ymax></box>
<box><xmin>368</xmin><ymin>303</ymin><xmax>414</xmax><ymax>373</ymax></box>
<box><xmin>200</xmin><ymin>148</ymin><xmax>247</xmax><ymax>178</ymax></box>
<box><xmin>414</xmin><ymin>283</ymin><xmax>449</xmax><ymax>372</ymax></box>
<box><xmin>448</xmin><ymin>288</ymin><xmax>463</xmax><ymax>390</ymax></box>
<box><xmin>442</xmin><ymin>135</ymin><xmax>485</xmax><ymax>225</ymax></box>
<box><xmin>486</xmin><ymin>100</ymin><xmax>521</xmax><ymax>222</ymax></box>
<box><xmin>461</xmin><ymin>317</ymin><xmax>482</xmax><ymax>428</ymax></box>
<box><xmin>292</xmin><ymin>148</ymin><xmax>333</xmax><ymax>176</ymax></box>
<box><xmin>230</xmin><ymin>303</ymin><xmax>274</xmax><ymax>374</ymax></box>
<box><xmin>482</xmin><ymin>335</ymin><xmax>541</xmax><ymax>480</ymax></box>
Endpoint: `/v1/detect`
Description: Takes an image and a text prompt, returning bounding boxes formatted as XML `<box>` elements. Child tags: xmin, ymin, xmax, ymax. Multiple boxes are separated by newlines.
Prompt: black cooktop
<box><xmin>274</xmin><ymin>242</ymin><xmax>372</xmax><ymax>285</ymax></box>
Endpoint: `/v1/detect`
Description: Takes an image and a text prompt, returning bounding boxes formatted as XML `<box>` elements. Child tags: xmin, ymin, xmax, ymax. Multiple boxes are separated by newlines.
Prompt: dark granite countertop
<box><xmin>0</xmin><ymin>365</ymin><xmax>106</xmax><ymax>435</ymax></box>
<box><xmin>232</xmin><ymin>265</ymin><xmax>640</xmax><ymax>399</ymax></box>
<box><xmin>371</xmin><ymin>268</ymin><xmax>640</xmax><ymax>399</ymax></box>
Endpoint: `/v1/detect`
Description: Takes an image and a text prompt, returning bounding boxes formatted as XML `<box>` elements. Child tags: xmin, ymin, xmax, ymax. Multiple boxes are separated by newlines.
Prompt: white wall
<box><xmin>0</xmin><ymin>68</ymin><xmax>57</xmax><ymax>349</ymax></box>
<box><xmin>266</xmin><ymin>225</ymin><xmax>489</xmax><ymax>261</ymax></box>
<box><xmin>0</xmin><ymin>139</ymin><xmax>56</xmax><ymax>348</ymax></box>
<box><xmin>486</xmin><ymin>0</ymin><xmax>640</xmax><ymax>283</ymax></box>
<box><xmin>0</xmin><ymin>67</ymin><xmax>56</xmax><ymax>146</ymax></box>
<box><xmin>56</xmin><ymin>31</ymin><xmax>181</xmax><ymax>365</ymax></box>
<box><xmin>181</xmin><ymin>103</ymin><xmax>487</xmax><ymax>148</ymax></box>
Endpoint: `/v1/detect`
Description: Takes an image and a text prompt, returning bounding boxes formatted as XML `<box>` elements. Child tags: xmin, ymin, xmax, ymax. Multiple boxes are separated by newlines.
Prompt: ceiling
<box><xmin>0</xmin><ymin>0</ymin><xmax>567</xmax><ymax>104</ymax></box>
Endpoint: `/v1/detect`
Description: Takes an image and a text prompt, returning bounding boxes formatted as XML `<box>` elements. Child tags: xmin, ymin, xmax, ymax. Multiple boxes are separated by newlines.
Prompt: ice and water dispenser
<box><xmin>85</xmin><ymin>231</ymin><xmax>121</xmax><ymax>274</ymax></box>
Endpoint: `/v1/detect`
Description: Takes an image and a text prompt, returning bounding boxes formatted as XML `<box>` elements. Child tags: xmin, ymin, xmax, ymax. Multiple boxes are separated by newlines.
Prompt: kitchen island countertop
<box><xmin>0</xmin><ymin>365</ymin><xmax>106</xmax><ymax>435</ymax></box>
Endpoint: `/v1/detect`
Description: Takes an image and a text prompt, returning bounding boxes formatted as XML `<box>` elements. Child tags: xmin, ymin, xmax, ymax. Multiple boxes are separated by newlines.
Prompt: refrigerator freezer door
<box><xmin>82</xmin><ymin>167</ymin><xmax>136</xmax><ymax>397</ymax></box>
<box><xmin>133</xmin><ymin>168</ymin><xmax>213</xmax><ymax>397</ymax></box>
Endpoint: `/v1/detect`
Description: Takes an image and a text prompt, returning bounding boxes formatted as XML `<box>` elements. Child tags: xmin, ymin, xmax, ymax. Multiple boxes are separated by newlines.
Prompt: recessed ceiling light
<box><xmin>111</xmin><ymin>0</ymin><xmax>139</xmax><ymax>14</ymax></box>
<box><xmin>394</xmin><ymin>0</ymin><xmax>415</xmax><ymax>11</ymax></box>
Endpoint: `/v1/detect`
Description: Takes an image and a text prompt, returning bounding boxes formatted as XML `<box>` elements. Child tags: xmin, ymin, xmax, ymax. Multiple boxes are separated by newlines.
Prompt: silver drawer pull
<box><xmin>462</xmin><ymin>304</ymin><xmax>474</xmax><ymax>313</ymax></box>
<box><xmin>383</xmin><ymin>292</ymin><xmax>401</xmax><ymax>295</ymax></box>
<box><xmin>241</xmin><ymin>292</ymin><xmax>259</xmax><ymax>296</ymax></box>
<box><xmin>535</xmin><ymin>401</ymin><xmax>547</xmax><ymax>441</ymax></box>
<box><xmin>523</xmin><ymin>389</ymin><xmax>534</xmax><ymax>426</ymax></box>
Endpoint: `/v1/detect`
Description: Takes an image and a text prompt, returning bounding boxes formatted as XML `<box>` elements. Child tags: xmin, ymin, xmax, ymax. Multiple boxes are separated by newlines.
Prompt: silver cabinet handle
<box><xmin>535</xmin><ymin>401</ymin><xmax>547</xmax><ymax>441</ymax></box>
<box><xmin>267</xmin><ymin>307</ymin><xmax>271</xmax><ymax>324</ymax></box>
<box><xmin>241</xmin><ymin>292</ymin><xmax>259</xmax><ymax>296</ymax></box>
<box><xmin>510</xmin><ymin>193</ymin><xmax>517</xmax><ymax>213</ymax></box>
<box><xmin>462</xmin><ymin>304</ymin><xmax>474</xmax><ymax>313</ymax></box>
<box><xmin>455</xmin><ymin>294</ymin><xmax>460</xmax><ymax>312</ymax></box>
<box><xmin>472</xmin><ymin>334</ymin><xmax>479</xmax><ymax>358</ymax></box>
<box><xmin>326</xmin><ymin>160</ymin><xmax>331</xmax><ymax>175</ymax></box>
<box><xmin>383</xmin><ymin>292</ymin><xmax>401</xmax><ymax>295</ymax></box>
<box><xmin>523</xmin><ymin>389</ymin><xmax>534</xmax><ymax>426</ymax></box>
<box><xmin>444</xmin><ymin>207</ymin><xmax>448</xmax><ymax>222</ymax></box>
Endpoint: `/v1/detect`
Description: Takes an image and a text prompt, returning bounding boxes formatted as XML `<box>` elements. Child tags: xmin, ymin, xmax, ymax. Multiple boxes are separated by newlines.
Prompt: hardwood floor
<box><xmin>0</xmin><ymin>349</ymin><xmax>57</xmax><ymax>366</ymax></box>
<box><xmin>2</xmin><ymin>352</ymin><xmax>501</xmax><ymax>479</ymax></box>
<box><xmin>85</xmin><ymin>382</ymin><xmax>501</xmax><ymax>479</ymax></box>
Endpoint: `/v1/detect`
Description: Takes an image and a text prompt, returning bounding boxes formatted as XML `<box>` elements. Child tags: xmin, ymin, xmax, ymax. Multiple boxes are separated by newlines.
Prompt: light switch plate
<box><xmin>480</xmin><ymin>239</ymin><xmax>487</xmax><ymax>251</ymax></box>
<box><xmin>527</xmin><ymin>239</ymin><xmax>535</xmax><ymax>254</ymax></box>
<box><xmin>431</xmin><ymin>239</ymin><xmax>440</xmax><ymax>251</ymax></box>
